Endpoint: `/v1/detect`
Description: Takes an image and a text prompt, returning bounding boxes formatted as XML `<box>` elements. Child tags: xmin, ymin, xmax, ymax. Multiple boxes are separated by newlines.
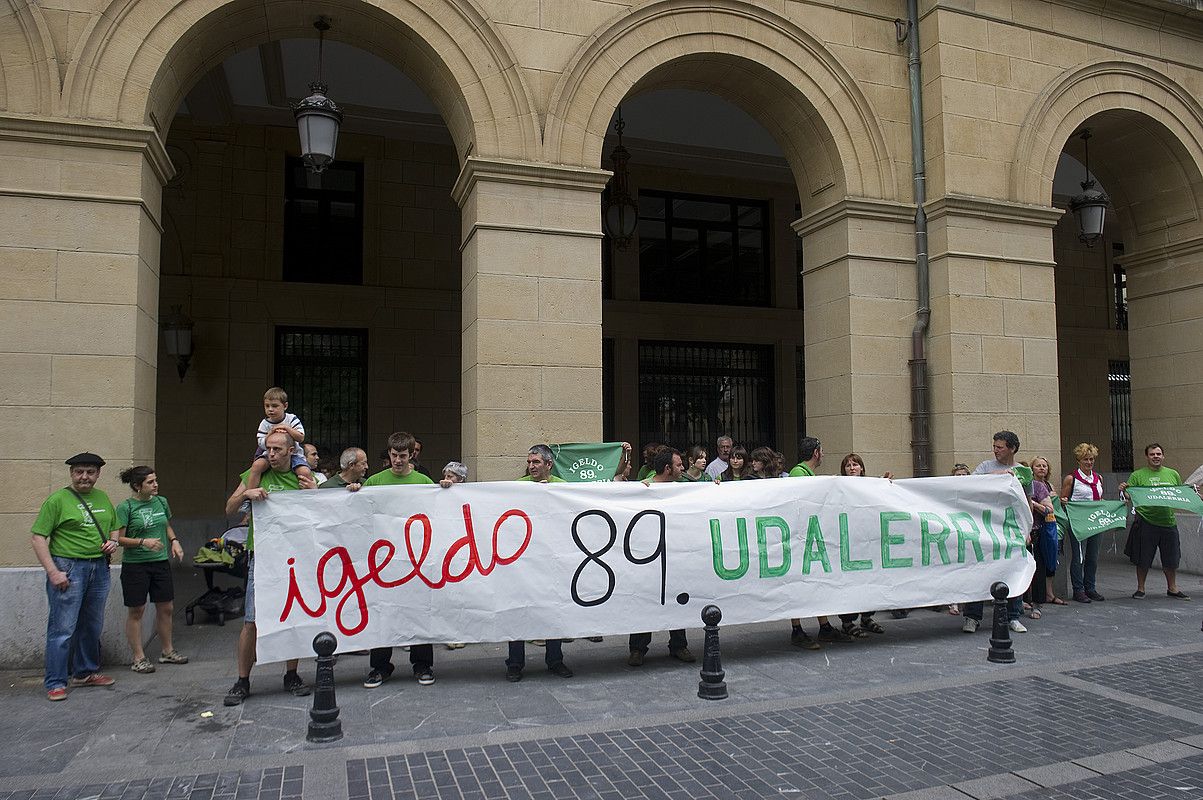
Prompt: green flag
<box><xmin>550</xmin><ymin>442</ymin><xmax>626</xmax><ymax>482</ymax></box>
<box><xmin>1125</xmin><ymin>485</ymin><xmax>1203</xmax><ymax>516</ymax></box>
<box><xmin>1012</xmin><ymin>464</ymin><xmax>1033</xmax><ymax>487</ymax></box>
<box><xmin>1053</xmin><ymin>497</ymin><xmax>1130</xmax><ymax>541</ymax></box>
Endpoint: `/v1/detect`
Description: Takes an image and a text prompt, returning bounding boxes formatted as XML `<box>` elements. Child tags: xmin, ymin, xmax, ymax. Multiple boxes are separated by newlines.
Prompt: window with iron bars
<box><xmin>1108</xmin><ymin>360</ymin><xmax>1133</xmax><ymax>473</ymax></box>
<box><xmin>638</xmin><ymin>341</ymin><xmax>775</xmax><ymax>453</ymax></box>
<box><xmin>275</xmin><ymin>327</ymin><xmax>369</xmax><ymax>465</ymax></box>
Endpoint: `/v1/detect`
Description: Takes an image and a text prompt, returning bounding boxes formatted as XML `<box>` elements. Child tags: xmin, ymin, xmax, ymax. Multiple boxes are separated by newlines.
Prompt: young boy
<box><xmin>246</xmin><ymin>387</ymin><xmax>313</xmax><ymax>490</ymax></box>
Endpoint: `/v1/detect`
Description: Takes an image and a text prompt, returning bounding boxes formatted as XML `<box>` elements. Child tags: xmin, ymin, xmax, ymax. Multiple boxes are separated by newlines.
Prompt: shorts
<box><xmin>244</xmin><ymin>556</ymin><xmax>256</xmax><ymax>623</ymax></box>
<box><xmin>1124</xmin><ymin>516</ymin><xmax>1180</xmax><ymax>570</ymax></box>
<box><xmin>120</xmin><ymin>560</ymin><xmax>175</xmax><ymax>606</ymax></box>
<box><xmin>253</xmin><ymin>447</ymin><xmax>308</xmax><ymax>472</ymax></box>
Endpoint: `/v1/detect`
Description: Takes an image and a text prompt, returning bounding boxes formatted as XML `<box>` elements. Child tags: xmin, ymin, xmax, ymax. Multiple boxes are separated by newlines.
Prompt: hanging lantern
<box><xmin>602</xmin><ymin>106</ymin><xmax>639</xmax><ymax>248</ymax></box>
<box><xmin>161</xmin><ymin>305</ymin><xmax>194</xmax><ymax>382</ymax></box>
<box><xmin>1068</xmin><ymin>129</ymin><xmax>1110</xmax><ymax>247</ymax></box>
<box><xmin>293</xmin><ymin>18</ymin><xmax>343</xmax><ymax>173</ymax></box>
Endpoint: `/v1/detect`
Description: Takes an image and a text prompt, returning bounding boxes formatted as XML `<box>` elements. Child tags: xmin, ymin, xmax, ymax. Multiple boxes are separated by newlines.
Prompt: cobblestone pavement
<box><xmin>3</xmin><ymin>560</ymin><xmax>1202</xmax><ymax>799</ymax></box>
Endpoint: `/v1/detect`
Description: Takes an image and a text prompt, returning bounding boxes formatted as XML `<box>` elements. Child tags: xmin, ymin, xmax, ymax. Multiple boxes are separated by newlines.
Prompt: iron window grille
<box><xmin>275</xmin><ymin>327</ymin><xmax>369</xmax><ymax>464</ymax></box>
<box><xmin>1108</xmin><ymin>359</ymin><xmax>1132</xmax><ymax>473</ymax></box>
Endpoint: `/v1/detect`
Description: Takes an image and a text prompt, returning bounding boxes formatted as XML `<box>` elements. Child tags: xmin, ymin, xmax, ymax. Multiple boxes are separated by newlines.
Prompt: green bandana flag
<box><xmin>1125</xmin><ymin>485</ymin><xmax>1203</xmax><ymax>516</ymax></box>
<box><xmin>551</xmin><ymin>442</ymin><xmax>626</xmax><ymax>482</ymax></box>
<box><xmin>1053</xmin><ymin>497</ymin><xmax>1130</xmax><ymax>541</ymax></box>
<box><xmin>1012</xmin><ymin>464</ymin><xmax>1033</xmax><ymax>487</ymax></box>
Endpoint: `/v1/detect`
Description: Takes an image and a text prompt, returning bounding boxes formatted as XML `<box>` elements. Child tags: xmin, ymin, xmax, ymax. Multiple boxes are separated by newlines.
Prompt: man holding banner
<box><xmin>965</xmin><ymin>431</ymin><xmax>1030</xmax><ymax>633</ymax></box>
<box><xmin>1121</xmin><ymin>443</ymin><xmax>1200</xmax><ymax>600</ymax></box>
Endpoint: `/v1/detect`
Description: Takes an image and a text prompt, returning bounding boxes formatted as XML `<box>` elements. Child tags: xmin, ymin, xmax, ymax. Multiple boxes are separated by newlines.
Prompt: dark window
<box><xmin>1108</xmin><ymin>360</ymin><xmax>1132</xmax><ymax>473</ymax></box>
<box><xmin>638</xmin><ymin>190</ymin><xmax>770</xmax><ymax>306</ymax></box>
<box><xmin>795</xmin><ymin>345</ymin><xmax>806</xmax><ymax>450</ymax></box>
<box><xmin>275</xmin><ymin>327</ymin><xmax>368</xmax><ymax>462</ymax></box>
<box><xmin>601</xmin><ymin>187</ymin><xmax>613</xmax><ymax>300</ymax></box>
<box><xmin>795</xmin><ymin>202</ymin><xmax>805</xmax><ymax>310</ymax></box>
<box><xmin>283</xmin><ymin>158</ymin><xmax>364</xmax><ymax>285</ymax></box>
<box><xmin>602</xmin><ymin>337</ymin><xmax>615</xmax><ymax>442</ymax></box>
<box><xmin>1113</xmin><ymin>261</ymin><xmax>1127</xmax><ymax>331</ymax></box>
<box><xmin>638</xmin><ymin>341</ymin><xmax>775</xmax><ymax>452</ymax></box>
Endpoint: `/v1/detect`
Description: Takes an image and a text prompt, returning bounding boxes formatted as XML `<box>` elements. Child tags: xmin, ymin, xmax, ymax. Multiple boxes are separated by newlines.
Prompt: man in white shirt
<box><xmin>705</xmin><ymin>435</ymin><xmax>733</xmax><ymax>479</ymax></box>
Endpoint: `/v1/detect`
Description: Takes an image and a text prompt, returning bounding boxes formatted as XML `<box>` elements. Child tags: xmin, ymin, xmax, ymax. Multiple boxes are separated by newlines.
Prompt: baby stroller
<box><xmin>184</xmin><ymin>525</ymin><xmax>249</xmax><ymax>626</ymax></box>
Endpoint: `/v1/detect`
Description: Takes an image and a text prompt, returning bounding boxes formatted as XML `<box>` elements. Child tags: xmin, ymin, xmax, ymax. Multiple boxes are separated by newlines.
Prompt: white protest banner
<box><xmin>252</xmin><ymin>474</ymin><xmax>1034</xmax><ymax>663</ymax></box>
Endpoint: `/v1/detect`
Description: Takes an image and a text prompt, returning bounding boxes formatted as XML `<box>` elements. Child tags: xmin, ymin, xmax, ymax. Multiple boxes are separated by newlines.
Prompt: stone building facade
<box><xmin>2</xmin><ymin>0</ymin><xmax>1202</xmax><ymax>583</ymax></box>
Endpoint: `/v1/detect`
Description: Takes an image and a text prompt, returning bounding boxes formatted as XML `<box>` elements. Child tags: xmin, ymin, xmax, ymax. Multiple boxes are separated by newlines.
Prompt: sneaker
<box><xmin>505</xmin><ymin>665</ymin><xmax>523</xmax><ymax>682</ymax></box>
<box><xmin>1008</xmin><ymin>619</ymin><xmax>1028</xmax><ymax>633</ymax></box>
<box><xmin>415</xmin><ymin>668</ymin><xmax>435</xmax><ymax>686</ymax></box>
<box><xmin>223</xmin><ymin>680</ymin><xmax>250</xmax><ymax>706</ymax></box>
<box><xmin>69</xmin><ymin>673</ymin><xmax>115</xmax><ymax>688</ymax></box>
<box><xmin>158</xmin><ymin>650</ymin><xmax>189</xmax><ymax>664</ymax></box>
<box><xmin>47</xmin><ymin>687</ymin><xmax>67</xmax><ymax>701</ymax></box>
<box><xmin>1086</xmin><ymin>590</ymin><xmax>1105</xmax><ymax>602</ymax></box>
<box><xmin>1072</xmin><ymin>591</ymin><xmax>1091</xmax><ymax>603</ymax></box>
<box><xmin>1132</xmin><ymin>590</ymin><xmax>1146</xmax><ymax>599</ymax></box>
<box><xmin>670</xmin><ymin>648</ymin><xmax>696</xmax><ymax>663</ymax></box>
<box><xmin>283</xmin><ymin>671</ymin><xmax>310</xmax><ymax>697</ymax></box>
<box><xmin>790</xmin><ymin>627</ymin><xmax>821</xmax><ymax>650</ymax></box>
<box><xmin>816</xmin><ymin>625</ymin><xmax>852</xmax><ymax>643</ymax></box>
<box><xmin>547</xmin><ymin>661</ymin><xmax>574</xmax><ymax>678</ymax></box>
<box><xmin>1168</xmin><ymin>590</ymin><xmax>1192</xmax><ymax>600</ymax></box>
<box><xmin>130</xmin><ymin>658</ymin><xmax>156</xmax><ymax>674</ymax></box>
<box><xmin>363</xmin><ymin>669</ymin><xmax>390</xmax><ymax>689</ymax></box>
<box><xmin>627</xmin><ymin>650</ymin><xmax>644</xmax><ymax>667</ymax></box>
<box><xmin>961</xmin><ymin>618</ymin><xmax>979</xmax><ymax>633</ymax></box>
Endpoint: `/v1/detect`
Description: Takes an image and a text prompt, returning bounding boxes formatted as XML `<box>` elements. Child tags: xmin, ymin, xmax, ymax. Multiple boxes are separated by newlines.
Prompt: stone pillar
<box><xmin>451</xmin><ymin>158</ymin><xmax>610</xmax><ymax>480</ymax></box>
<box><xmin>1124</xmin><ymin>234</ymin><xmax>1203</xmax><ymax>473</ymax></box>
<box><xmin>794</xmin><ymin>198</ymin><xmax>918</xmax><ymax>475</ymax></box>
<box><xmin>0</xmin><ymin>116</ymin><xmax>169</xmax><ymax>562</ymax></box>
<box><xmin>925</xmin><ymin>196</ymin><xmax>1064</xmax><ymax>473</ymax></box>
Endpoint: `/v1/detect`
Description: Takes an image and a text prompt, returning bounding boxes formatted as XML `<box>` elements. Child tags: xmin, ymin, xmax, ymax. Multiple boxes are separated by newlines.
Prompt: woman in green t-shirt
<box><xmin>111</xmin><ymin>466</ymin><xmax>188</xmax><ymax>673</ymax></box>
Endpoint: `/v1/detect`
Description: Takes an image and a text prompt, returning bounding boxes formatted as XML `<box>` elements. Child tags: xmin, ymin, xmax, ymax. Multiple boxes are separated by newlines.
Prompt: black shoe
<box><xmin>890</xmin><ymin>609</ymin><xmax>909</xmax><ymax>619</ymax></box>
<box><xmin>817</xmin><ymin>625</ymin><xmax>853</xmax><ymax>643</ymax></box>
<box><xmin>1073</xmin><ymin>591</ymin><xmax>1091</xmax><ymax>603</ymax></box>
<box><xmin>283</xmin><ymin>671</ymin><xmax>310</xmax><ymax>697</ymax></box>
<box><xmin>505</xmin><ymin>665</ymin><xmax>523</xmax><ymax>682</ymax></box>
<box><xmin>363</xmin><ymin>668</ymin><xmax>391</xmax><ymax>689</ymax></box>
<box><xmin>1086</xmin><ymin>590</ymin><xmax>1105</xmax><ymax>601</ymax></box>
<box><xmin>547</xmin><ymin>661</ymin><xmax>574</xmax><ymax>678</ymax></box>
<box><xmin>627</xmin><ymin>650</ymin><xmax>644</xmax><ymax>667</ymax></box>
<box><xmin>670</xmin><ymin>648</ymin><xmax>696</xmax><ymax>663</ymax></box>
<box><xmin>223</xmin><ymin>680</ymin><xmax>250</xmax><ymax>707</ymax></box>
<box><xmin>415</xmin><ymin>668</ymin><xmax>435</xmax><ymax>686</ymax></box>
<box><xmin>791</xmin><ymin>627</ymin><xmax>821</xmax><ymax>650</ymax></box>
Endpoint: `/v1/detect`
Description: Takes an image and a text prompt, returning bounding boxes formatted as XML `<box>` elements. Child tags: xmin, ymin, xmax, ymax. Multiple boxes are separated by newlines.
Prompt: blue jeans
<box><xmin>1070</xmin><ymin>534</ymin><xmax>1100</xmax><ymax>593</ymax></box>
<box><xmin>45</xmin><ymin>556</ymin><xmax>110</xmax><ymax>690</ymax></box>
<box><xmin>963</xmin><ymin>597</ymin><xmax>1022</xmax><ymax>622</ymax></box>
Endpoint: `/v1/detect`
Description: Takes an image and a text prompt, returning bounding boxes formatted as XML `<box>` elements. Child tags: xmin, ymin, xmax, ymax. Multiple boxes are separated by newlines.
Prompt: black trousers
<box><xmin>629</xmin><ymin>629</ymin><xmax>687</xmax><ymax>654</ymax></box>
<box><xmin>369</xmin><ymin>644</ymin><xmax>433</xmax><ymax>674</ymax></box>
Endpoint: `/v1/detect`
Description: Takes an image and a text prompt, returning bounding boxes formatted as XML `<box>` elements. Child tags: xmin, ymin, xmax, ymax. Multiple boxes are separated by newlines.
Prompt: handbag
<box><xmin>68</xmin><ymin>488</ymin><xmax>112</xmax><ymax>565</ymax></box>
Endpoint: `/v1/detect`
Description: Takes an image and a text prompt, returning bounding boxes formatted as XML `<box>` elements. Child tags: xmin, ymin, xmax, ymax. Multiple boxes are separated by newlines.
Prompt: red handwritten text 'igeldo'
<box><xmin>280</xmin><ymin>503</ymin><xmax>532</xmax><ymax>636</ymax></box>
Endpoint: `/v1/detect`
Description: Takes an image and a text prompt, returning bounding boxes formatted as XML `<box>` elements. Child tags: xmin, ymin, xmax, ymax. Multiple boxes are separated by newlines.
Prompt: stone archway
<box><xmin>0</xmin><ymin>0</ymin><xmax>58</xmax><ymax>114</ymax></box>
<box><xmin>1014</xmin><ymin>60</ymin><xmax>1203</xmax><ymax>475</ymax></box>
<box><xmin>63</xmin><ymin>0</ymin><xmax>539</xmax><ymax>164</ymax></box>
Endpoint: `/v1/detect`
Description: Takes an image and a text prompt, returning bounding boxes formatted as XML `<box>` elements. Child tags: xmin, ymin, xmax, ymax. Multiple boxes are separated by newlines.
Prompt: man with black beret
<box><xmin>31</xmin><ymin>452</ymin><xmax>119</xmax><ymax>701</ymax></box>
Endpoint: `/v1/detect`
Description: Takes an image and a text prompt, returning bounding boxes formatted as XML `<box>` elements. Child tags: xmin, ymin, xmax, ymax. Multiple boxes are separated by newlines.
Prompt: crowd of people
<box><xmin>29</xmin><ymin>385</ymin><xmax>1200</xmax><ymax>705</ymax></box>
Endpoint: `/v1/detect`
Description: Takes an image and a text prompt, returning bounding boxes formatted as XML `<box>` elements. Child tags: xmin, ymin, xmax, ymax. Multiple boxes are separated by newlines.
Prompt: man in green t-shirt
<box><xmin>222</xmin><ymin>430</ymin><xmax>315</xmax><ymax>706</ymax></box>
<box><xmin>318</xmin><ymin>447</ymin><xmax>369</xmax><ymax>490</ymax></box>
<box><xmin>31</xmin><ymin>452</ymin><xmax>120</xmax><ymax>701</ymax></box>
<box><xmin>362</xmin><ymin>432</ymin><xmax>438</xmax><ymax>690</ymax></box>
<box><xmin>1120</xmin><ymin>443</ymin><xmax>1189</xmax><ymax>600</ymax></box>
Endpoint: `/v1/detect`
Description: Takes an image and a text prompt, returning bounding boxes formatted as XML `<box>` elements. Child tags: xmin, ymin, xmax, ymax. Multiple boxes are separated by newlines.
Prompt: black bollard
<box><xmin>307</xmin><ymin>632</ymin><xmax>343</xmax><ymax>743</ymax></box>
<box><xmin>697</xmin><ymin>604</ymin><xmax>728</xmax><ymax>700</ymax></box>
<box><xmin>986</xmin><ymin>582</ymin><xmax>1015</xmax><ymax>664</ymax></box>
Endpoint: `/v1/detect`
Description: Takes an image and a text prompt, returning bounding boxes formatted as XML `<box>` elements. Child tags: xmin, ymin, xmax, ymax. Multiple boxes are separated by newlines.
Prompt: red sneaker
<box><xmin>69</xmin><ymin>673</ymin><xmax>115</xmax><ymax>688</ymax></box>
<box><xmin>47</xmin><ymin>687</ymin><xmax>67</xmax><ymax>701</ymax></box>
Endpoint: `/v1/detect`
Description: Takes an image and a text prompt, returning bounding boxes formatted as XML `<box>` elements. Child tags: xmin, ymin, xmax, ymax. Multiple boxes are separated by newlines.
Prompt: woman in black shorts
<box><xmin>110</xmin><ymin>466</ymin><xmax>188</xmax><ymax>673</ymax></box>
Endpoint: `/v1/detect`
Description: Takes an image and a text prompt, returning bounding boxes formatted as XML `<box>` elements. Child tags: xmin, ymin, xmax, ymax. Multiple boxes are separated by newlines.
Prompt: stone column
<box><xmin>925</xmin><ymin>195</ymin><xmax>1064</xmax><ymax>473</ymax></box>
<box><xmin>794</xmin><ymin>198</ymin><xmax>919</xmax><ymax>475</ymax></box>
<box><xmin>451</xmin><ymin>158</ymin><xmax>610</xmax><ymax>480</ymax></box>
<box><xmin>1124</xmin><ymin>234</ymin><xmax>1203</xmax><ymax>473</ymax></box>
<box><xmin>0</xmin><ymin>116</ymin><xmax>169</xmax><ymax>561</ymax></box>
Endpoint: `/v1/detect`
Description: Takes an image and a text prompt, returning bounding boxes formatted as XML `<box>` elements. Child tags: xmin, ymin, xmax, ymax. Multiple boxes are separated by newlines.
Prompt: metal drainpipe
<box><xmin>899</xmin><ymin>0</ymin><xmax>932</xmax><ymax>477</ymax></box>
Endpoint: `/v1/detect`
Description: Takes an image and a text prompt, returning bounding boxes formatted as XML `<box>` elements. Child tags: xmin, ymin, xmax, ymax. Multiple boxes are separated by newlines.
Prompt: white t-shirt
<box><xmin>257</xmin><ymin>412</ymin><xmax>305</xmax><ymax>458</ymax></box>
<box><xmin>705</xmin><ymin>457</ymin><xmax>728</xmax><ymax>479</ymax></box>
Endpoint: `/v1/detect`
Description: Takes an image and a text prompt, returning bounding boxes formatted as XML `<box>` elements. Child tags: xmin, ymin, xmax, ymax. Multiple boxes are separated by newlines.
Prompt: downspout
<box><xmin>898</xmin><ymin>0</ymin><xmax>932</xmax><ymax>477</ymax></box>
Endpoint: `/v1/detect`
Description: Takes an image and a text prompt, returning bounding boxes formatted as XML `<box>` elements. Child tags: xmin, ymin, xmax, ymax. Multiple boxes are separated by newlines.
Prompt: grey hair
<box><xmin>716</xmin><ymin>435</ymin><xmax>733</xmax><ymax>446</ymax></box>
<box><xmin>443</xmin><ymin>461</ymin><xmax>468</xmax><ymax>481</ymax></box>
<box><xmin>339</xmin><ymin>447</ymin><xmax>364</xmax><ymax>470</ymax></box>
<box><xmin>528</xmin><ymin>444</ymin><xmax>554</xmax><ymax>464</ymax></box>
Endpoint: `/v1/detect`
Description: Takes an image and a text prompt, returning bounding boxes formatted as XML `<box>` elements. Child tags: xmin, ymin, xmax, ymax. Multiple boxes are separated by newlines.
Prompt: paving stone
<box><xmin>951</xmin><ymin>773</ymin><xmax>1040</xmax><ymax>799</ymax></box>
<box><xmin>1127</xmin><ymin>739</ymin><xmax>1203</xmax><ymax>763</ymax></box>
<box><xmin>1006</xmin><ymin>752</ymin><xmax>1203</xmax><ymax>799</ymax></box>
<box><xmin>1013</xmin><ymin>762</ymin><xmax>1101</xmax><ymax>787</ymax></box>
<box><xmin>1072</xmin><ymin>751</ymin><xmax>1156</xmax><ymax>774</ymax></box>
<box><xmin>1068</xmin><ymin>652</ymin><xmax>1203</xmax><ymax>716</ymax></box>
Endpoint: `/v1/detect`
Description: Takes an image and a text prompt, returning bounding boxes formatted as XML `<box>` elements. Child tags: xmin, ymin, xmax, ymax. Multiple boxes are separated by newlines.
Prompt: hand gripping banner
<box><xmin>252</xmin><ymin>474</ymin><xmax>1034</xmax><ymax>663</ymax></box>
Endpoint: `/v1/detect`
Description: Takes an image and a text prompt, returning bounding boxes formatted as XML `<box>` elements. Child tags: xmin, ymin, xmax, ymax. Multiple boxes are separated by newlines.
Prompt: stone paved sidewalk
<box><xmin>2</xmin><ymin>559</ymin><xmax>1201</xmax><ymax>799</ymax></box>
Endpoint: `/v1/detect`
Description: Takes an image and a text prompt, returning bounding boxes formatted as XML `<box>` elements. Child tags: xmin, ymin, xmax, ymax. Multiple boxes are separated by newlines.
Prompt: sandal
<box><xmin>1049</xmin><ymin>596</ymin><xmax>1068</xmax><ymax>605</ymax></box>
<box><xmin>860</xmin><ymin>618</ymin><xmax>886</xmax><ymax>634</ymax></box>
<box><xmin>158</xmin><ymin>650</ymin><xmax>189</xmax><ymax>664</ymax></box>
<box><xmin>946</xmin><ymin>604</ymin><xmax>962</xmax><ymax>616</ymax></box>
<box><xmin>130</xmin><ymin>658</ymin><xmax>156</xmax><ymax>674</ymax></box>
<box><xmin>841</xmin><ymin>623</ymin><xmax>869</xmax><ymax>640</ymax></box>
<box><xmin>1028</xmin><ymin>607</ymin><xmax>1042</xmax><ymax>619</ymax></box>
